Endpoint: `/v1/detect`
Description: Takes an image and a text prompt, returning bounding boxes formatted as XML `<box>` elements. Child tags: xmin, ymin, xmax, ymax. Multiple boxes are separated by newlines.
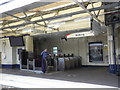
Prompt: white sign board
<box><xmin>66</xmin><ymin>31</ymin><xmax>94</xmax><ymax>38</ymax></box>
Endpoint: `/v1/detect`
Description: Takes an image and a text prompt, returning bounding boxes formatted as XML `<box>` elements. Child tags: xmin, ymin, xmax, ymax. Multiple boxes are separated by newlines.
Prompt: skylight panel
<box><xmin>0</xmin><ymin>0</ymin><xmax>41</xmax><ymax>14</ymax></box>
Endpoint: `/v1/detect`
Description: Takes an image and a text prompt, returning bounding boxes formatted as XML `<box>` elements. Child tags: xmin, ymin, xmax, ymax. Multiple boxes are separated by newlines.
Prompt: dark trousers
<box><xmin>42</xmin><ymin>58</ymin><xmax>46</xmax><ymax>73</ymax></box>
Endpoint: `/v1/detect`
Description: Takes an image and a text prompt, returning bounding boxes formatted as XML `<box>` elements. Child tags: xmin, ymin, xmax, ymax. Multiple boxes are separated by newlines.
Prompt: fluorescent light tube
<box><xmin>42</xmin><ymin>2</ymin><xmax>76</xmax><ymax>11</ymax></box>
<box><xmin>74</xmin><ymin>17</ymin><xmax>91</xmax><ymax>22</ymax></box>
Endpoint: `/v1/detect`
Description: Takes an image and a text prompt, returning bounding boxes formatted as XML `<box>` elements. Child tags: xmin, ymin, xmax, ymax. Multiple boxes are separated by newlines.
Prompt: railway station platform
<box><xmin>0</xmin><ymin>67</ymin><xmax>119</xmax><ymax>89</ymax></box>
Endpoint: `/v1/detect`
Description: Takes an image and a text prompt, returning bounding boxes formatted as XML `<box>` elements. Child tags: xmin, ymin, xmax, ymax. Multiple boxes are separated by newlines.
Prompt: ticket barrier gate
<box><xmin>20</xmin><ymin>57</ymin><xmax>57</xmax><ymax>73</ymax></box>
<box><xmin>20</xmin><ymin>59</ymin><xmax>41</xmax><ymax>73</ymax></box>
<box><xmin>20</xmin><ymin>56</ymin><xmax>82</xmax><ymax>72</ymax></box>
<box><xmin>46</xmin><ymin>57</ymin><xmax>58</xmax><ymax>72</ymax></box>
<box><xmin>58</xmin><ymin>56</ymin><xmax>82</xmax><ymax>71</ymax></box>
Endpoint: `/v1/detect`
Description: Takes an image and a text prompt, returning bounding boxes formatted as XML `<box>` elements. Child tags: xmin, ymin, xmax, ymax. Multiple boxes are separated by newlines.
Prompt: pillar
<box><xmin>107</xmin><ymin>25</ymin><xmax>117</xmax><ymax>74</ymax></box>
<box><xmin>25</xmin><ymin>36</ymin><xmax>33</xmax><ymax>52</ymax></box>
<box><xmin>116</xmin><ymin>28</ymin><xmax>120</xmax><ymax>75</ymax></box>
<box><xmin>0</xmin><ymin>39</ymin><xmax>18</xmax><ymax>68</ymax></box>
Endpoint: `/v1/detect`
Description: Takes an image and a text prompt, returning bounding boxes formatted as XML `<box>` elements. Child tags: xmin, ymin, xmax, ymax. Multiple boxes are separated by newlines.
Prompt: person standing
<box><xmin>41</xmin><ymin>49</ymin><xmax>49</xmax><ymax>73</ymax></box>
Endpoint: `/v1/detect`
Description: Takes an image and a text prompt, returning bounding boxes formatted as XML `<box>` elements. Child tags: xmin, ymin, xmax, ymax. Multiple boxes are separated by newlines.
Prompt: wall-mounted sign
<box><xmin>66</xmin><ymin>31</ymin><xmax>94</xmax><ymax>38</ymax></box>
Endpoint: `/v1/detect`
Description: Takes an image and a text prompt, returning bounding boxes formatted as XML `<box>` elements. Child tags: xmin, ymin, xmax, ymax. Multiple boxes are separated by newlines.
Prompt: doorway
<box><xmin>89</xmin><ymin>42</ymin><xmax>103</xmax><ymax>62</ymax></box>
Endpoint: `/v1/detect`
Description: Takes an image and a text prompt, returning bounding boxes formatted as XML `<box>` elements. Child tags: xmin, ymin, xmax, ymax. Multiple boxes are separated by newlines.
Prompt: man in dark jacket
<box><xmin>41</xmin><ymin>49</ymin><xmax>49</xmax><ymax>73</ymax></box>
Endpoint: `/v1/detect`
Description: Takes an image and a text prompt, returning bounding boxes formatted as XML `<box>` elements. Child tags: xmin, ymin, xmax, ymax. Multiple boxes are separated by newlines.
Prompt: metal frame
<box><xmin>1</xmin><ymin>2</ymin><xmax>119</xmax><ymax>31</ymax></box>
<box><xmin>20</xmin><ymin>58</ymin><xmax>42</xmax><ymax>73</ymax></box>
<box><xmin>4</xmin><ymin>12</ymin><xmax>58</xmax><ymax>31</ymax></box>
<box><xmin>20</xmin><ymin>59</ymin><xmax>29</xmax><ymax>71</ymax></box>
<box><xmin>73</xmin><ymin>0</ymin><xmax>105</xmax><ymax>26</ymax></box>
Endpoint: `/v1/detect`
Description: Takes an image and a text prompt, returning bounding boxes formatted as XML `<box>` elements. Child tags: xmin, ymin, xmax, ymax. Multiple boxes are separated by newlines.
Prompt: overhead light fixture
<box><xmin>61</xmin><ymin>36</ymin><xmax>67</xmax><ymax>41</ymax></box>
<box><xmin>74</xmin><ymin>17</ymin><xmax>91</xmax><ymax>22</ymax></box>
<box><xmin>42</xmin><ymin>2</ymin><xmax>76</xmax><ymax>11</ymax></box>
<box><xmin>22</xmin><ymin>27</ymin><xmax>45</xmax><ymax>33</ymax></box>
<box><xmin>19</xmin><ymin>12</ymin><xmax>36</xmax><ymax>18</ymax></box>
<box><xmin>48</xmin><ymin>21</ymin><xmax>66</xmax><ymax>28</ymax></box>
<box><xmin>22</xmin><ymin>27</ymin><xmax>33</xmax><ymax>33</ymax></box>
<box><xmin>62</xmin><ymin>16</ymin><xmax>72</xmax><ymax>20</ymax></box>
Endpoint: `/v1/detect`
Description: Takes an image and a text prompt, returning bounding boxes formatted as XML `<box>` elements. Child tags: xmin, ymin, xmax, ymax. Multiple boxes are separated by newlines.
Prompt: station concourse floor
<box><xmin>0</xmin><ymin>67</ymin><xmax>119</xmax><ymax>89</ymax></box>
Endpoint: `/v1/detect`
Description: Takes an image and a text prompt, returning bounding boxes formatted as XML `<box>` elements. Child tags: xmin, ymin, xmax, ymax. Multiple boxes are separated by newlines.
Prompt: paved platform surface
<box><xmin>0</xmin><ymin>67</ymin><xmax>119</xmax><ymax>89</ymax></box>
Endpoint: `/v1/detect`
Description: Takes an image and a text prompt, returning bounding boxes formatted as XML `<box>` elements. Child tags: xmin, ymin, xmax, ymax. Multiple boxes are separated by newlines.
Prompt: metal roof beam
<box><xmin>0</xmin><ymin>2</ymin><xmax>53</xmax><ymax>18</ymax></box>
<box><xmin>73</xmin><ymin>0</ymin><xmax>105</xmax><ymax>26</ymax></box>
<box><xmin>3</xmin><ymin>12</ymin><xmax>58</xmax><ymax>31</ymax></box>
<box><xmin>2</xmin><ymin>4</ymin><xmax>80</xmax><ymax>24</ymax></box>
<box><xmin>1</xmin><ymin>28</ymin><xmax>90</xmax><ymax>37</ymax></box>
<box><xmin>1</xmin><ymin>2</ymin><xmax>119</xmax><ymax>30</ymax></box>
